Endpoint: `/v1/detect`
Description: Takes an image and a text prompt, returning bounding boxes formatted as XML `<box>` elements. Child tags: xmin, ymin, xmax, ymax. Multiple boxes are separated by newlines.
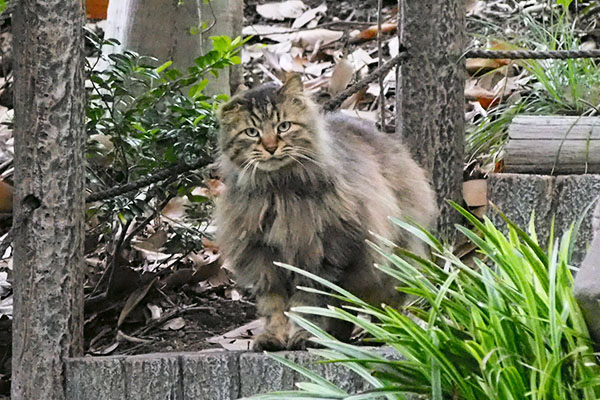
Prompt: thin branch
<box><xmin>323</xmin><ymin>51</ymin><xmax>407</xmax><ymax>112</ymax></box>
<box><xmin>377</xmin><ymin>0</ymin><xmax>385</xmax><ymax>128</ymax></box>
<box><xmin>246</xmin><ymin>20</ymin><xmax>374</xmax><ymax>37</ymax></box>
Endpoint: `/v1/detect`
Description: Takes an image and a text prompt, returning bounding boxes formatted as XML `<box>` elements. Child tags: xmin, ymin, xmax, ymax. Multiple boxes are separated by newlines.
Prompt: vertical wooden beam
<box><xmin>103</xmin><ymin>0</ymin><xmax>243</xmax><ymax>96</ymax></box>
<box><xmin>12</xmin><ymin>0</ymin><xmax>86</xmax><ymax>398</ymax></box>
<box><xmin>396</xmin><ymin>0</ymin><xmax>465</xmax><ymax>241</ymax></box>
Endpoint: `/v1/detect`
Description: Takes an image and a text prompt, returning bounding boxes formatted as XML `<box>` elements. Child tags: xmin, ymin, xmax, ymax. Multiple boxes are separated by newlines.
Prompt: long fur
<box><xmin>215</xmin><ymin>75</ymin><xmax>437</xmax><ymax>350</ymax></box>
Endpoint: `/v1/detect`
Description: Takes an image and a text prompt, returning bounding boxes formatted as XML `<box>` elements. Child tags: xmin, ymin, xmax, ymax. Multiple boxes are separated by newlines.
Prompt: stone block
<box><xmin>181</xmin><ymin>350</ymin><xmax>241</xmax><ymax>400</ymax></box>
<box><xmin>574</xmin><ymin>199</ymin><xmax>600</xmax><ymax>345</ymax></box>
<box><xmin>65</xmin><ymin>356</ymin><xmax>126</xmax><ymax>400</ymax></box>
<box><xmin>122</xmin><ymin>353</ymin><xmax>180</xmax><ymax>400</ymax></box>
<box><xmin>554</xmin><ymin>175</ymin><xmax>600</xmax><ymax>264</ymax></box>
<box><xmin>238</xmin><ymin>351</ymin><xmax>297</xmax><ymax>398</ymax></box>
<box><xmin>487</xmin><ymin>173</ymin><xmax>555</xmax><ymax>245</ymax></box>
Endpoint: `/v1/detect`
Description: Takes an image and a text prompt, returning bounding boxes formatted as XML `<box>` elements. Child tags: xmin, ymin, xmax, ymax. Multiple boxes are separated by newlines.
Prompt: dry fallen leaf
<box><xmin>466</xmin><ymin>58</ymin><xmax>504</xmax><ymax>74</ymax></box>
<box><xmin>292</xmin><ymin>3</ymin><xmax>327</xmax><ymax>29</ymax></box>
<box><xmin>242</xmin><ymin>25</ymin><xmax>293</xmax><ymax>43</ymax></box>
<box><xmin>340</xmin><ymin>109</ymin><xmax>379</xmax><ymax>123</ymax></box>
<box><xmin>208</xmin><ymin>319</ymin><xmax>264</xmax><ymax>350</ymax></box>
<box><xmin>348</xmin><ymin>48</ymin><xmax>376</xmax><ymax>72</ymax></box>
<box><xmin>160</xmin><ymin>317</ymin><xmax>186</xmax><ymax>331</ymax></box>
<box><xmin>147</xmin><ymin>303</ymin><xmax>162</xmax><ymax>320</ymax></box>
<box><xmin>256</xmin><ymin>1</ymin><xmax>307</xmax><ymax>21</ymax></box>
<box><xmin>351</xmin><ymin>23</ymin><xmax>397</xmax><ymax>41</ymax></box>
<box><xmin>329</xmin><ymin>59</ymin><xmax>354</xmax><ymax>95</ymax></box>
<box><xmin>463</xmin><ymin>179</ymin><xmax>487</xmax><ymax>207</ymax></box>
<box><xmin>295</xmin><ymin>29</ymin><xmax>343</xmax><ymax>50</ymax></box>
<box><xmin>117</xmin><ymin>277</ymin><xmax>157</xmax><ymax>327</ymax></box>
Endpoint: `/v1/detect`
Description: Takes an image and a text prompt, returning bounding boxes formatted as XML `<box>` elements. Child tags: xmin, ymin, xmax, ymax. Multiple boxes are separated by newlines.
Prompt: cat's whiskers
<box><xmin>239</xmin><ymin>158</ymin><xmax>256</xmax><ymax>181</ymax></box>
<box><xmin>250</xmin><ymin>161</ymin><xmax>260</xmax><ymax>187</ymax></box>
<box><xmin>284</xmin><ymin>153</ymin><xmax>310</xmax><ymax>183</ymax></box>
<box><xmin>293</xmin><ymin>149</ymin><xmax>325</xmax><ymax>168</ymax></box>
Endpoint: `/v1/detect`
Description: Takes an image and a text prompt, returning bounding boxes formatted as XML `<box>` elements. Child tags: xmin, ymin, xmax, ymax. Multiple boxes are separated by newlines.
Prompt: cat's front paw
<box><xmin>252</xmin><ymin>332</ymin><xmax>287</xmax><ymax>351</ymax></box>
<box><xmin>287</xmin><ymin>330</ymin><xmax>314</xmax><ymax>350</ymax></box>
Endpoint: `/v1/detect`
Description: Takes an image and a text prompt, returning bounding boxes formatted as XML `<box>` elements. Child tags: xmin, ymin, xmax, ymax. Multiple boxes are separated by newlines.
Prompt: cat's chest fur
<box><xmin>226</xmin><ymin>181</ymin><xmax>358</xmax><ymax>265</ymax></box>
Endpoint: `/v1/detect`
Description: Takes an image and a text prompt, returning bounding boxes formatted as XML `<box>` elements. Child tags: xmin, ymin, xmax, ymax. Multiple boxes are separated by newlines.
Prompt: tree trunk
<box><xmin>396</xmin><ymin>0</ymin><xmax>465</xmax><ymax>241</ymax></box>
<box><xmin>103</xmin><ymin>0</ymin><xmax>243</xmax><ymax>96</ymax></box>
<box><xmin>12</xmin><ymin>0</ymin><xmax>86</xmax><ymax>398</ymax></box>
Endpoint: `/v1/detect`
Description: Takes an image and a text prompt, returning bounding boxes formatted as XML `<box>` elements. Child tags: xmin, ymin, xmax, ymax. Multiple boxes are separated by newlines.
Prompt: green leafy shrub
<box><xmin>84</xmin><ymin>31</ymin><xmax>244</xmax><ymax>246</ymax></box>
<box><xmin>248</xmin><ymin>204</ymin><xmax>600</xmax><ymax>400</ymax></box>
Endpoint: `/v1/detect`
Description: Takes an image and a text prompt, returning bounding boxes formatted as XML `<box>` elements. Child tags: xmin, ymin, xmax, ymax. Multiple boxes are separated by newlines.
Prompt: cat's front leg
<box><xmin>253</xmin><ymin>291</ymin><xmax>289</xmax><ymax>351</ymax></box>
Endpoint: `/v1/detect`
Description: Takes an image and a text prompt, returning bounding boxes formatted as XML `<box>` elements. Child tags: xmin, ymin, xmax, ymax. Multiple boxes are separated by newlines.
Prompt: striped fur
<box><xmin>216</xmin><ymin>75</ymin><xmax>437</xmax><ymax>350</ymax></box>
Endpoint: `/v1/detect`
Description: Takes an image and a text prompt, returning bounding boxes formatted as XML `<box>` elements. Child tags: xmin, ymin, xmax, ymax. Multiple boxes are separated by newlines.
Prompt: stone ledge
<box><xmin>65</xmin><ymin>348</ymin><xmax>412</xmax><ymax>400</ymax></box>
<box><xmin>488</xmin><ymin>173</ymin><xmax>600</xmax><ymax>265</ymax></box>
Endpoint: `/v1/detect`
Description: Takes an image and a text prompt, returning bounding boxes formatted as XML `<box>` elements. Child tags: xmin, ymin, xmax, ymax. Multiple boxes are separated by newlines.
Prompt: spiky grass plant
<box><xmin>245</xmin><ymin>203</ymin><xmax>600</xmax><ymax>400</ymax></box>
<box><xmin>466</xmin><ymin>4</ymin><xmax>600</xmax><ymax>165</ymax></box>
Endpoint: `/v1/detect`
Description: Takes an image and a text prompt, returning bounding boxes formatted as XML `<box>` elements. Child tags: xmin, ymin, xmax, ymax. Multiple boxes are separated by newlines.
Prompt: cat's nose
<box><xmin>264</xmin><ymin>144</ymin><xmax>277</xmax><ymax>154</ymax></box>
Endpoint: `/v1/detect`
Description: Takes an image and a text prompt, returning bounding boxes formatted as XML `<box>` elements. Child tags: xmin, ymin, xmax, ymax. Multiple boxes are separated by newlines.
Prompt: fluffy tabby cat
<box><xmin>216</xmin><ymin>75</ymin><xmax>437</xmax><ymax>351</ymax></box>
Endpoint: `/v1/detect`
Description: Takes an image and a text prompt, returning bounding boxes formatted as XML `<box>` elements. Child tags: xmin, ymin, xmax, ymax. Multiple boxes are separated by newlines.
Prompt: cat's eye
<box><xmin>277</xmin><ymin>121</ymin><xmax>292</xmax><ymax>133</ymax></box>
<box><xmin>244</xmin><ymin>128</ymin><xmax>260</xmax><ymax>137</ymax></box>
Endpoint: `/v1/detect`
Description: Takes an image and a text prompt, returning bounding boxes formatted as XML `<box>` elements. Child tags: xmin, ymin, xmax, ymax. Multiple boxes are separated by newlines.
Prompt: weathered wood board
<box><xmin>504</xmin><ymin>116</ymin><xmax>600</xmax><ymax>174</ymax></box>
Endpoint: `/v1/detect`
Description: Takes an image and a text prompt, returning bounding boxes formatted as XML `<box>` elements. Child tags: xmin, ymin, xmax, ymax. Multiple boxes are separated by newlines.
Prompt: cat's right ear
<box><xmin>216</xmin><ymin>98</ymin><xmax>242</xmax><ymax>123</ymax></box>
<box><xmin>278</xmin><ymin>74</ymin><xmax>304</xmax><ymax>96</ymax></box>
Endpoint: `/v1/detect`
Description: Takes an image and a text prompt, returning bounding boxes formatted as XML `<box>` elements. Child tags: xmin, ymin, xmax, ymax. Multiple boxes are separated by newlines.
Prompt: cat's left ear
<box><xmin>278</xmin><ymin>73</ymin><xmax>304</xmax><ymax>96</ymax></box>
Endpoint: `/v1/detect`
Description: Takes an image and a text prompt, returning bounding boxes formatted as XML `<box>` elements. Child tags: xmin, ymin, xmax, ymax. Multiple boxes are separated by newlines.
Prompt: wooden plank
<box><xmin>509</xmin><ymin>115</ymin><xmax>600</xmax><ymax>140</ymax></box>
<box><xmin>505</xmin><ymin>126</ymin><xmax>600</xmax><ymax>174</ymax></box>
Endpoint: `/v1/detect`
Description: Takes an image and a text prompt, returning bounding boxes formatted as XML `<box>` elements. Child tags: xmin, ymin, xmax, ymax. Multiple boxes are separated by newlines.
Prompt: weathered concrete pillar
<box><xmin>574</xmin><ymin>198</ymin><xmax>600</xmax><ymax>344</ymax></box>
<box><xmin>396</xmin><ymin>0</ymin><xmax>465</xmax><ymax>241</ymax></box>
<box><xmin>103</xmin><ymin>0</ymin><xmax>243</xmax><ymax>95</ymax></box>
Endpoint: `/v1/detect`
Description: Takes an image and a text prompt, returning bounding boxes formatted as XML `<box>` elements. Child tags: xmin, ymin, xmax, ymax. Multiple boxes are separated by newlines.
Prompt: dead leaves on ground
<box><xmin>242</xmin><ymin>0</ymin><xmax>401</xmax><ymax>126</ymax></box>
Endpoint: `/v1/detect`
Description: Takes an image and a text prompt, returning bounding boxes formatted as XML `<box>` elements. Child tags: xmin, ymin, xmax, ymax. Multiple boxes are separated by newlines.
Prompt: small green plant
<box><xmin>466</xmin><ymin>6</ymin><xmax>600</xmax><ymax>165</ymax></box>
<box><xmin>84</xmin><ymin>31</ymin><xmax>244</xmax><ymax>246</ymax></box>
<box><xmin>247</xmin><ymin>204</ymin><xmax>600</xmax><ymax>400</ymax></box>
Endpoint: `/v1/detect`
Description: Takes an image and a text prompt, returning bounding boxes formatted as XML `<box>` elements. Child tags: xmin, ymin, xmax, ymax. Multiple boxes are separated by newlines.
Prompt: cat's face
<box><xmin>217</xmin><ymin>75</ymin><xmax>321</xmax><ymax>173</ymax></box>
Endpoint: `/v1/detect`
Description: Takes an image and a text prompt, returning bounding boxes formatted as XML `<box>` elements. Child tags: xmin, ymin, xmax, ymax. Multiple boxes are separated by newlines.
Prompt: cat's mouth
<box><xmin>255</xmin><ymin>155</ymin><xmax>294</xmax><ymax>171</ymax></box>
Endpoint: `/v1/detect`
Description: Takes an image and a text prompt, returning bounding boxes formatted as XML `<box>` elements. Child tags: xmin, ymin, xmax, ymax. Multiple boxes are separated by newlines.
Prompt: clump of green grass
<box><xmin>466</xmin><ymin>3</ymin><xmax>600</xmax><ymax>166</ymax></box>
<box><xmin>246</xmin><ymin>203</ymin><xmax>600</xmax><ymax>400</ymax></box>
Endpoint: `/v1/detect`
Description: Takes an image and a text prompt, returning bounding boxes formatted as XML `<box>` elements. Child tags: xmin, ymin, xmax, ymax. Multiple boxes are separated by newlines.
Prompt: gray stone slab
<box><xmin>554</xmin><ymin>175</ymin><xmax>600</xmax><ymax>264</ymax></box>
<box><xmin>238</xmin><ymin>351</ymin><xmax>297</xmax><ymax>398</ymax></box>
<box><xmin>65</xmin><ymin>348</ymin><xmax>417</xmax><ymax>400</ymax></box>
<box><xmin>65</xmin><ymin>356</ymin><xmax>126</xmax><ymax>400</ymax></box>
<box><xmin>181</xmin><ymin>350</ymin><xmax>241</xmax><ymax>400</ymax></box>
<box><xmin>297</xmin><ymin>353</ymin><xmax>363</xmax><ymax>394</ymax></box>
<box><xmin>488</xmin><ymin>174</ymin><xmax>600</xmax><ymax>265</ymax></box>
<box><xmin>488</xmin><ymin>173</ymin><xmax>556</xmax><ymax>245</ymax></box>
<box><xmin>574</xmin><ymin>199</ymin><xmax>600</xmax><ymax>345</ymax></box>
<box><xmin>122</xmin><ymin>353</ymin><xmax>180</xmax><ymax>400</ymax></box>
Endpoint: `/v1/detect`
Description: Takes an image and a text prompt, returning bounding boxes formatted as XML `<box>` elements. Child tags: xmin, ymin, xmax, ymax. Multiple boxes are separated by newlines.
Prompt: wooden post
<box><xmin>12</xmin><ymin>0</ymin><xmax>86</xmax><ymax>398</ymax></box>
<box><xmin>103</xmin><ymin>0</ymin><xmax>243</xmax><ymax>96</ymax></box>
<box><xmin>396</xmin><ymin>0</ymin><xmax>465</xmax><ymax>241</ymax></box>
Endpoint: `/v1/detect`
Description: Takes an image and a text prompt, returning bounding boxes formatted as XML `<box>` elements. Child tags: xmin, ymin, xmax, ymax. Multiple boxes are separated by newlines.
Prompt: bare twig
<box><xmin>200</xmin><ymin>0</ymin><xmax>217</xmax><ymax>35</ymax></box>
<box><xmin>122</xmin><ymin>193</ymin><xmax>175</xmax><ymax>248</ymax></box>
<box><xmin>396</xmin><ymin>0</ymin><xmax>405</xmax><ymax>135</ymax></box>
<box><xmin>246</xmin><ymin>20</ymin><xmax>374</xmax><ymax>37</ymax></box>
<box><xmin>377</xmin><ymin>0</ymin><xmax>385</xmax><ymax>127</ymax></box>
<box><xmin>131</xmin><ymin>305</ymin><xmax>216</xmax><ymax>337</ymax></box>
<box><xmin>323</xmin><ymin>52</ymin><xmax>407</xmax><ymax>112</ymax></box>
